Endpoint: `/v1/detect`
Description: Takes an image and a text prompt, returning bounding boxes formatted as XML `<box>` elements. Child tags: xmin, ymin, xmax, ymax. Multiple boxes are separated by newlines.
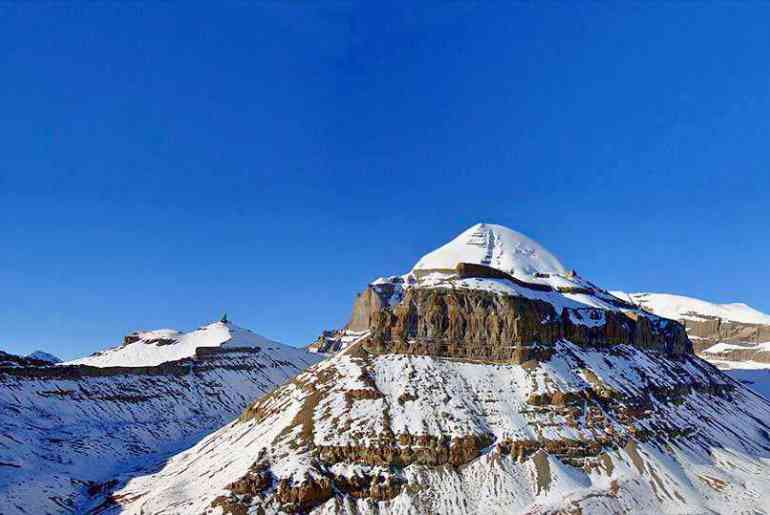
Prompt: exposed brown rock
<box><xmin>210</xmin><ymin>496</ymin><xmax>251</xmax><ymax>515</ymax></box>
<box><xmin>674</xmin><ymin>317</ymin><xmax>770</xmax><ymax>362</ymax></box>
<box><xmin>531</xmin><ymin>449</ymin><xmax>552</xmax><ymax>494</ymax></box>
<box><xmin>348</xmin><ymin>283</ymin><xmax>397</xmax><ymax>332</ymax></box>
<box><xmin>226</xmin><ymin>461</ymin><xmax>272</xmax><ymax>496</ymax></box>
<box><xmin>359</xmin><ymin>287</ymin><xmax>691</xmax><ymax>363</ymax></box>
<box><xmin>123</xmin><ymin>334</ymin><xmax>141</xmax><ymax>345</ymax></box>
<box><xmin>276</xmin><ymin>475</ymin><xmax>333</xmax><ymax>512</ymax></box>
<box><xmin>318</xmin><ymin>433</ymin><xmax>494</xmax><ymax>468</ymax></box>
<box><xmin>345</xmin><ymin>388</ymin><xmax>383</xmax><ymax>402</ymax></box>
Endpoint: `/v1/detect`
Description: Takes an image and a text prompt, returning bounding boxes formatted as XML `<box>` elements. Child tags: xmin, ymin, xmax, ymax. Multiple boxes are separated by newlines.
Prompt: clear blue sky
<box><xmin>2</xmin><ymin>4</ymin><xmax>769</xmax><ymax>360</ymax></box>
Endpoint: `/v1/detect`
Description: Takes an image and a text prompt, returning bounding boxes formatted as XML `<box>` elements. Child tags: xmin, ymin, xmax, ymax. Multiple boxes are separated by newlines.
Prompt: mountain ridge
<box><xmin>111</xmin><ymin>224</ymin><xmax>770</xmax><ymax>515</ymax></box>
<box><xmin>0</xmin><ymin>319</ymin><xmax>323</xmax><ymax>515</ymax></box>
<box><xmin>612</xmin><ymin>291</ymin><xmax>770</xmax><ymax>368</ymax></box>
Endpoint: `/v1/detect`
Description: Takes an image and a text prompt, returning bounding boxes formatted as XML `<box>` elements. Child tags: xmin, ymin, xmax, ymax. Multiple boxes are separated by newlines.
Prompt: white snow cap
<box><xmin>413</xmin><ymin>223</ymin><xmax>567</xmax><ymax>277</ymax></box>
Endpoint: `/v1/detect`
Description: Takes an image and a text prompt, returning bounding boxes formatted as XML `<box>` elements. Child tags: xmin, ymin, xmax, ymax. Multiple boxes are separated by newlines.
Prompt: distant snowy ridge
<box><xmin>611</xmin><ymin>291</ymin><xmax>770</xmax><ymax>325</ymax></box>
<box><xmin>64</xmin><ymin>320</ymin><xmax>281</xmax><ymax>367</ymax></box>
<box><xmin>0</xmin><ymin>319</ymin><xmax>324</xmax><ymax>515</ymax></box>
<box><xmin>611</xmin><ymin>291</ymin><xmax>770</xmax><ymax>370</ymax></box>
<box><xmin>27</xmin><ymin>350</ymin><xmax>62</xmax><ymax>363</ymax></box>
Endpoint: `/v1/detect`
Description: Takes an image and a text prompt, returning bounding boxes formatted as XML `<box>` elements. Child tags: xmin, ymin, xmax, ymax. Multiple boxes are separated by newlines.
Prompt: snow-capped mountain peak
<box><xmin>26</xmin><ymin>350</ymin><xmax>62</xmax><ymax>363</ymax></box>
<box><xmin>413</xmin><ymin>223</ymin><xmax>567</xmax><ymax>278</ymax></box>
<box><xmin>63</xmin><ymin>319</ymin><xmax>283</xmax><ymax>368</ymax></box>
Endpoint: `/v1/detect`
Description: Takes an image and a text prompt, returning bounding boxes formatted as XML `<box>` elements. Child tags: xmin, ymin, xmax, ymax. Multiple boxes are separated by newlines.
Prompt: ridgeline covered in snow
<box><xmin>0</xmin><ymin>319</ymin><xmax>322</xmax><ymax>514</ymax></box>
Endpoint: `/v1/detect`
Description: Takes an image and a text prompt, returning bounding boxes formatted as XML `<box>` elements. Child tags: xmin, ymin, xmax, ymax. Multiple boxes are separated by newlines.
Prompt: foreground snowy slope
<box><xmin>113</xmin><ymin>224</ymin><xmax>770</xmax><ymax>515</ymax></box>
<box><xmin>0</xmin><ymin>320</ymin><xmax>323</xmax><ymax>514</ymax></box>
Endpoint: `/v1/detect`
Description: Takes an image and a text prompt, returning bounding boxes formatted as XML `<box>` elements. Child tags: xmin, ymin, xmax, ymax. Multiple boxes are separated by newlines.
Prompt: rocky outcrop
<box><xmin>360</xmin><ymin>287</ymin><xmax>691</xmax><ymax>362</ymax></box>
<box><xmin>276</xmin><ymin>474</ymin><xmax>333</xmax><ymax>512</ymax></box>
<box><xmin>683</xmin><ymin>317</ymin><xmax>770</xmax><ymax>361</ymax></box>
<box><xmin>318</xmin><ymin>433</ymin><xmax>495</xmax><ymax>468</ymax></box>
<box><xmin>457</xmin><ymin>262</ymin><xmax>554</xmax><ymax>292</ymax></box>
<box><xmin>348</xmin><ymin>282</ymin><xmax>399</xmax><ymax>332</ymax></box>
<box><xmin>213</xmin><ymin>465</ymin><xmax>404</xmax><ymax>515</ymax></box>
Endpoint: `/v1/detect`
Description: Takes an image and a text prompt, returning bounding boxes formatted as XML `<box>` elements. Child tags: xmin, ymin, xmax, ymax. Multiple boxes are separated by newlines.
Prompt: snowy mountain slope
<box><xmin>611</xmin><ymin>291</ymin><xmax>770</xmax><ymax>325</ymax></box>
<box><xmin>114</xmin><ymin>343</ymin><xmax>770</xmax><ymax>515</ymax></box>
<box><xmin>613</xmin><ymin>291</ymin><xmax>770</xmax><ymax>367</ymax></box>
<box><xmin>112</xmin><ymin>224</ymin><xmax>770</xmax><ymax>515</ymax></box>
<box><xmin>27</xmin><ymin>350</ymin><xmax>62</xmax><ymax>363</ymax></box>
<box><xmin>0</xmin><ymin>321</ymin><xmax>323</xmax><ymax>515</ymax></box>
<box><xmin>64</xmin><ymin>320</ymin><xmax>281</xmax><ymax>367</ymax></box>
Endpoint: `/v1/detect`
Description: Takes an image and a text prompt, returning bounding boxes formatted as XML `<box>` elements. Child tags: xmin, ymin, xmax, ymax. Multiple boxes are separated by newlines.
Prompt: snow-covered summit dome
<box><xmin>413</xmin><ymin>223</ymin><xmax>567</xmax><ymax>278</ymax></box>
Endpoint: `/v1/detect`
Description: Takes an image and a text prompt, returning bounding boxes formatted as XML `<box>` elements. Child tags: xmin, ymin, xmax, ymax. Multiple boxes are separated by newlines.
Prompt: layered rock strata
<box><xmin>360</xmin><ymin>286</ymin><xmax>690</xmax><ymax>362</ymax></box>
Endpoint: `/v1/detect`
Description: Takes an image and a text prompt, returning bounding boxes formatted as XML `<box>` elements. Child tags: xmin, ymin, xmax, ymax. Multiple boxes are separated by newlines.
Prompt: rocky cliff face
<box><xmin>0</xmin><ymin>328</ymin><xmax>322</xmax><ymax>515</ymax></box>
<box><xmin>683</xmin><ymin>317</ymin><xmax>770</xmax><ymax>359</ymax></box>
<box><xmin>361</xmin><ymin>286</ymin><xmax>691</xmax><ymax>362</ymax></box>
<box><xmin>110</xmin><ymin>225</ymin><xmax>770</xmax><ymax>515</ymax></box>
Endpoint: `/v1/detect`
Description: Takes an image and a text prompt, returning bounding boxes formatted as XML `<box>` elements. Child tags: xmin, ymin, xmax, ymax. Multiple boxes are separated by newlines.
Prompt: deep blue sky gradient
<box><xmin>2</xmin><ymin>4</ymin><xmax>769</xmax><ymax>359</ymax></box>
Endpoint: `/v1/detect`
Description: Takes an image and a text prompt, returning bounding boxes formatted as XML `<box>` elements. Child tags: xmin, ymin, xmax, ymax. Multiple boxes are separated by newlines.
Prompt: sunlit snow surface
<box><xmin>612</xmin><ymin>291</ymin><xmax>770</xmax><ymax>325</ymax></box>
<box><xmin>413</xmin><ymin>223</ymin><xmax>568</xmax><ymax>278</ymax></box>
<box><xmin>64</xmin><ymin>321</ymin><xmax>280</xmax><ymax>367</ymax></box>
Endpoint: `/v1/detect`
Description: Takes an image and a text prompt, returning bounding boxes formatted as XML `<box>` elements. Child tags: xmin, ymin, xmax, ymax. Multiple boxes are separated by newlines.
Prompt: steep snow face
<box><xmin>413</xmin><ymin>223</ymin><xmax>567</xmax><ymax>278</ymax></box>
<box><xmin>64</xmin><ymin>321</ymin><xmax>280</xmax><ymax>367</ymax></box>
<box><xmin>612</xmin><ymin>291</ymin><xmax>770</xmax><ymax>325</ymax></box>
<box><xmin>27</xmin><ymin>350</ymin><xmax>61</xmax><ymax>363</ymax></box>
